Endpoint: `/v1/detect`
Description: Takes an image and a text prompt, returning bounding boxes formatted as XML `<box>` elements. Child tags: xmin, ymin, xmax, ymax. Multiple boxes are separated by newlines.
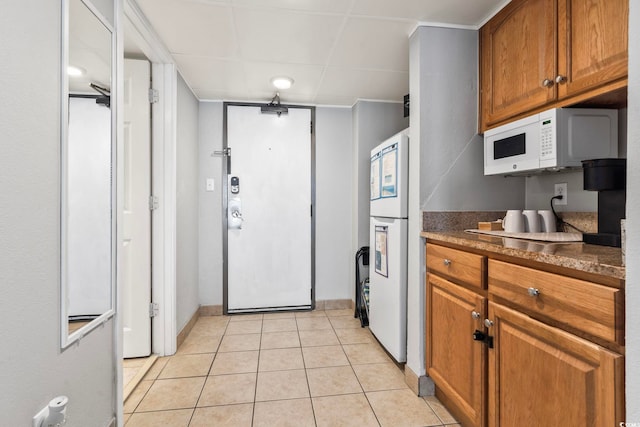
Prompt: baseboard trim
<box><xmin>316</xmin><ymin>299</ymin><xmax>354</xmax><ymax>310</ymax></box>
<box><xmin>200</xmin><ymin>305</ymin><xmax>223</xmax><ymax>316</ymax></box>
<box><xmin>199</xmin><ymin>300</ymin><xmax>353</xmax><ymax>316</ymax></box>
<box><xmin>176</xmin><ymin>308</ymin><xmax>200</xmax><ymax>349</ymax></box>
<box><xmin>404</xmin><ymin>365</ymin><xmax>435</xmax><ymax>396</ymax></box>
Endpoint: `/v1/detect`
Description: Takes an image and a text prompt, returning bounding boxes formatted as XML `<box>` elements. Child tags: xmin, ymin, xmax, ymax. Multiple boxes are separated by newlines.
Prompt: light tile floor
<box><xmin>124</xmin><ymin>309</ymin><xmax>460</xmax><ymax>427</ymax></box>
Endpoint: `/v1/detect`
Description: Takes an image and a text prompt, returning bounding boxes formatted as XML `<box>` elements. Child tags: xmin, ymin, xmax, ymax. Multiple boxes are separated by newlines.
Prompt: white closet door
<box><xmin>122</xmin><ymin>58</ymin><xmax>151</xmax><ymax>358</ymax></box>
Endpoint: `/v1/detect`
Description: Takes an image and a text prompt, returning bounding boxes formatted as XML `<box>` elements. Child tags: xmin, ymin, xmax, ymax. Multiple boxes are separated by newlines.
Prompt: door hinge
<box><xmin>310</xmin><ymin>121</ymin><xmax>314</xmax><ymax>134</ymax></box>
<box><xmin>149</xmin><ymin>302</ymin><xmax>159</xmax><ymax>317</ymax></box>
<box><xmin>149</xmin><ymin>195</ymin><xmax>159</xmax><ymax>211</ymax></box>
<box><xmin>212</xmin><ymin>147</ymin><xmax>231</xmax><ymax>157</ymax></box>
<box><xmin>148</xmin><ymin>88</ymin><xmax>159</xmax><ymax>104</ymax></box>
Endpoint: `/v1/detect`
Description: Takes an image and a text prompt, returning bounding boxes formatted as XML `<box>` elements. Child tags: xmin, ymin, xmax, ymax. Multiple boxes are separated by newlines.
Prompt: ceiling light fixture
<box><xmin>271</xmin><ymin>76</ymin><xmax>294</xmax><ymax>90</ymax></box>
<box><xmin>67</xmin><ymin>65</ymin><xmax>86</xmax><ymax>77</ymax></box>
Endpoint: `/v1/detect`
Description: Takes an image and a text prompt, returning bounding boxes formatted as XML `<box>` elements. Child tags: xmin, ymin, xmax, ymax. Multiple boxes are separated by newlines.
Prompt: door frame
<box><xmin>124</xmin><ymin>0</ymin><xmax>177</xmax><ymax>358</ymax></box>
<box><xmin>222</xmin><ymin>102</ymin><xmax>316</xmax><ymax>314</ymax></box>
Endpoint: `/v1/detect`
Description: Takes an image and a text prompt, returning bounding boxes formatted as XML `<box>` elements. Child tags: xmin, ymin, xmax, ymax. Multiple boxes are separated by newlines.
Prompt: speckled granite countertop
<box><xmin>421</xmin><ymin>230</ymin><xmax>625</xmax><ymax>281</ymax></box>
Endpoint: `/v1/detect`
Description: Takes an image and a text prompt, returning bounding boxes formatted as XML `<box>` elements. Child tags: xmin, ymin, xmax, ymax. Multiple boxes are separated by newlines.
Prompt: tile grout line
<box><xmin>296</xmin><ymin>314</ymin><xmax>319</xmax><ymax>426</ymax></box>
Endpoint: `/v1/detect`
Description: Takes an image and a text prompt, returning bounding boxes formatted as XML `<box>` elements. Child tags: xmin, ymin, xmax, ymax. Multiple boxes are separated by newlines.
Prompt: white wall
<box><xmin>198</xmin><ymin>101</ymin><xmax>224</xmax><ymax>306</ymax></box>
<box><xmin>0</xmin><ymin>1</ymin><xmax>116</xmax><ymax>425</ymax></box>
<box><xmin>625</xmin><ymin>0</ymin><xmax>640</xmax><ymax>420</ymax></box>
<box><xmin>315</xmin><ymin>107</ymin><xmax>353</xmax><ymax>301</ymax></box>
<box><xmin>176</xmin><ymin>74</ymin><xmax>200</xmax><ymax>331</ymax></box>
<box><xmin>407</xmin><ymin>25</ymin><xmax>525</xmax><ymax>386</ymax></box>
<box><xmin>198</xmin><ymin>103</ymin><xmax>356</xmax><ymax>307</ymax></box>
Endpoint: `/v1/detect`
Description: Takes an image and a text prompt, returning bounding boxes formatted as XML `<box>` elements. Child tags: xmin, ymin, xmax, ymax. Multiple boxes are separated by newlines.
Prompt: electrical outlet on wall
<box><xmin>554</xmin><ymin>183</ymin><xmax>568</xmax><ymax>205</ymax></box>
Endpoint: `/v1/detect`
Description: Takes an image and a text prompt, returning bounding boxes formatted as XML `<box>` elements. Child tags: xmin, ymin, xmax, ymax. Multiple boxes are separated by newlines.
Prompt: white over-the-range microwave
<box><xmin>484</xmin><ymin>108</ymin><xmax>618</xmax><ymax>176</ymax></box>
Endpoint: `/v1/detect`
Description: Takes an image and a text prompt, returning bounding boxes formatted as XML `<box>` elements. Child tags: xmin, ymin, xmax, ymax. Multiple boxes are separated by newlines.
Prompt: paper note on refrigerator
<box><xmin>370</xmin><ymin>152</ymin><xmax>381</xmax><ymax>200</ymax></box>
<box><xmin>375</xmin><ymin>226</ymin><xmax>388</xmax><ymax>277</ymax></box>
<box><xmin>381</xmin><ymin>145</ymin><xmax>397</xmax><ymax>198</ymax></box>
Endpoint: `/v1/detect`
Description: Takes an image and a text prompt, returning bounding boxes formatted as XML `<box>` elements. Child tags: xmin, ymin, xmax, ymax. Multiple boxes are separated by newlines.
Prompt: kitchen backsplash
<box><xmin>422</xmin><ymin>211</ymin><xmax>597</xmax><ymax>233</ymax></box>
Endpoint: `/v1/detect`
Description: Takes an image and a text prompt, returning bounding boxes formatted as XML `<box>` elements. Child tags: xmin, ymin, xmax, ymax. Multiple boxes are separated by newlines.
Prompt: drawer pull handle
<box><xmin>484</xmin><ymin>319</ymin><xmax>494</xmax><ymax>328</ymax></box>
<box><xmin>443</xmin><ymin>259</ymin><xmax>452</xmax><ymax>266</ymax></box>
<box><xmin>542</xmin><ymin>78</ymin><xmax>554</xmax><ymax>88</ymax></box>
<box><xmin>527</xmin><ymin>287</ymin><xmax>540</xmax><ymax>297</ymax></box>
<box><xmin>471</xmin><ymin>311</ymin><xmax>481</xmax><ymax>320</ymax></box>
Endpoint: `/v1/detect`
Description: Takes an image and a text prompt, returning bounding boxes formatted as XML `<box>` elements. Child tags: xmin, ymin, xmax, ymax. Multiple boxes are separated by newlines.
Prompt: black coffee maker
<box><xmin>581</xmin><ymin>158</ymin><xmax>626</xmax><ymax>247</ymax></box>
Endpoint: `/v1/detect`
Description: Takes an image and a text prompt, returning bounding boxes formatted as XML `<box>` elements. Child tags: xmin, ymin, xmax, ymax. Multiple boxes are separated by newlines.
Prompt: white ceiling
<box><xmin>130</xmin><ymin>0</ymin><xmax>509</xmax><ymax>106</ymax></box>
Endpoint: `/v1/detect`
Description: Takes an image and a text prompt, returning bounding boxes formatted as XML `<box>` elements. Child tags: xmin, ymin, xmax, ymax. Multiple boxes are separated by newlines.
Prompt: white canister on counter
<box><xmin>503</xmin><ymin>210</ymin><xmax>525</xmax><ymax>233</ymax></box>
<box><xmin>522</xmin><ymin>210</ymin><xmax>541</xmax><ymax>233</ymax></box>
<box><xmin>538</xmin><ymin>210</ymin><xmax>557</xmax><ymax>232</ymax></box>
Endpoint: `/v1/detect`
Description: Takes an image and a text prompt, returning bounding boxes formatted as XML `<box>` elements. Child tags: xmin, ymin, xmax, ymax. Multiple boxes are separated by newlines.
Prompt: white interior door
<box><xmin>226</xmin><ymin>105</ymin><xmax>312</xmax><ymax>312</ymax></box>
<box><xmin>122</xmin><ymin>58</ymin><xmax>151</xmax><ymax>358</ymax></box>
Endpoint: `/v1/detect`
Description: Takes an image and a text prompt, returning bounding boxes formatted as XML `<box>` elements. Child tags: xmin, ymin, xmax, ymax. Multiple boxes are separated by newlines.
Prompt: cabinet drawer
<box><xmin>427</xmin><ymin>244</ymin><xmax>486</xmax><ymax>290</ymax></box>
<box><xmin>488</xmin><ymin>259</ymin><xmax>623</xmax><ymax>344</ymax></box>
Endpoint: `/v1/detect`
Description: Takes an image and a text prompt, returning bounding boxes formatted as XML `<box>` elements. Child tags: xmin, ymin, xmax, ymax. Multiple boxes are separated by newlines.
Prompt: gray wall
<box><xmin>0</xmin><ymin>1</ymin><xmax>115</xmax><ymax>425</ymax></box>
<box><xmin>626</xmin><ymin>0</ymin><xmax>639</xmax><ymax>419</ymax></box>
<box><xmin>315</xmin><ymin>107</ymin><xmax>353</xmax><ymax>301</ymax></box>
<box><xmin>176</xmin><ymin>74</ymin><xmax>200</xmax><ymax>331</ymax></box>
<box><xmin>407</xmin><ymin>26</ymin><xmax>525</xmax><ymax>381</ymax></box>
<box><xmin>198</xmin><ymin>103</ymin><xmax>356</xmax><ymax>307</ymax></box>
<box><xmin>352</xmin><ymin>101</ymin><xmax>408</xmax><ymax>251</ymax></box>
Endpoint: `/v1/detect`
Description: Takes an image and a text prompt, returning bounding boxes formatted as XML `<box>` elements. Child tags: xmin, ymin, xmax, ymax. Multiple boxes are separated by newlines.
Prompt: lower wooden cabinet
<box><xmin>426</xmin><ymin>273</ymin><xmax>486</xmax><ymax>427</ymax></box>
<box><xmin>426</xmin><ymin>242</ymin><xmax>625</xmax><ymax>427</ymax></box>
<box><xmin>487</xmin><ymin>302</ymin><xmax>624</xmax><ymax>427</ymax></box>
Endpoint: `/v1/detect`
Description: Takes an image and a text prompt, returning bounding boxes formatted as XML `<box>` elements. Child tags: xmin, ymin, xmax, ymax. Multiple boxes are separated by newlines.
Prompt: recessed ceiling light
<box><xmin>271</xmin><ymin>76</ymin><xmax>294</xmax><ymax>90</ymax></box>
<box><xmin>67</xmin><ymin>65</ymin><xmax>86</xmax><ymax>77</ymax></box>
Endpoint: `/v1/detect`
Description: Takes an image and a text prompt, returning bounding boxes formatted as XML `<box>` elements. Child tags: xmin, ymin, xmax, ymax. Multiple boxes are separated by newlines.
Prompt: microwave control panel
<box><xmin>539</xmin><ymin>118</ymin><xmax>555</xmax><ymax>161</ymax></box>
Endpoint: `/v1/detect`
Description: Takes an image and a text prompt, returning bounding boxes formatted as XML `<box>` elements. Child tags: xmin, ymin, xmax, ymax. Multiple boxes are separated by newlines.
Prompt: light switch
<box><xmin>206</xmin><ymin>178</ymin><xmax>215</xmax><ymax>192</ymax></box>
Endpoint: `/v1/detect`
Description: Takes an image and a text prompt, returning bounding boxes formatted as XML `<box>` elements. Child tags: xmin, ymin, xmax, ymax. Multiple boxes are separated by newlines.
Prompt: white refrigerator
<box><xmin>369</xmin><ymin>129</ymin><xmax>409</xmax><ymax>363</ymax></box>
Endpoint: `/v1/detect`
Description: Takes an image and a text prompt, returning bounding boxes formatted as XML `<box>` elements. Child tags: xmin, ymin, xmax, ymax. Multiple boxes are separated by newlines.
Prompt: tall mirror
<box><xmin>61</xmin><ymin>0</ymin><xmax>115</xmax><ymax>347</ymax></box>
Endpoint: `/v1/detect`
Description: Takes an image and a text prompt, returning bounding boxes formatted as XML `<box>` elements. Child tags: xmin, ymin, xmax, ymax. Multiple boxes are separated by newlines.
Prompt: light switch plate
<box><xmin>206</xmin><ymin>178</ymin><xmax>215</xmax><ymax>192</ymax></box>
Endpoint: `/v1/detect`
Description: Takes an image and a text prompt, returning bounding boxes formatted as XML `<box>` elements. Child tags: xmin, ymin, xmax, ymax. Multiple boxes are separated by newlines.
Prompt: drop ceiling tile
<box><xmin>312</xmin><ymin>93</ymin><xmax>358</xmax><ymax>107</ymax></box>
<box><xmin>318</xmin><ymin>67</ymin><xmax>408</xmax><ymax>103</ymax></box>
<box><xmin>232</xmin><ymin>0</ymin><xmax>350</xmax><ymax>14</ymax></box>
<box><xmin>242</xmin><ymin>62</ymin><xmax>324</xmax><ymax>97</ymax></box>
<box><xmin>329</xmin><ymin>17</ymin><xmax>413</xmax><ymax>71</ymax></box>
<box><xmin>351</xmin><ymin>0</ymin><xmax>506</xmax><ymax>25</ymax></box>
<box><xmin>174</xmin><ymin>54</ymin><xmax>248</xmax><ymax>97</ymax></box>
<box><xmin>247</xmin><ymin>91</ymin><xmax>314</xmax><ymax>105</ymax></box>
<box><xmin>233</xmin><ymin>8</ymin><xmax>344</xmax><ymax>64</ymax></box>
<box><xmin>136</xmin><ymin>0</ymin><xmax>237</xmax><ymax>57</ymax></box>
<box><xmin>351</xmin><ymin>0</ymin><xmax>433</xmax><ymax>20</ymax></box>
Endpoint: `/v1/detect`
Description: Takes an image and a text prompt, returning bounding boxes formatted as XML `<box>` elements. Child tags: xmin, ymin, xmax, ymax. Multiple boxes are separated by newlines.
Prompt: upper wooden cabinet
<box><xmin>480</xmin><ymin>0</ymin><xmax>628</xmax><ymax>131</ymax></box>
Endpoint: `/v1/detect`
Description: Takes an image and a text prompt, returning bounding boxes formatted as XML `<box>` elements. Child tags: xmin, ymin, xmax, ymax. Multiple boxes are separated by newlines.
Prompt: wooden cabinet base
<box><xmin>435</xmin><ymin>387</ymin><xmax>480</xmax><ymax>427</ymax></box>
<box><xmin>488</xmin><ymin>302</ymin><xmax>624</xmax><ymax>427</ymax></box>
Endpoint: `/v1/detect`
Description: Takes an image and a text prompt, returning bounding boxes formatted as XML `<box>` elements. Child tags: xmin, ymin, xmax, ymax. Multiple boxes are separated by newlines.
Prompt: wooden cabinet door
<box><xmin>427</xmin><ymin>273</ymin><xmax>486</xmax><ymax>427</ymax></box>
<box><xmin>487</xmin><ymin>302</ymin><xmax>624</xmax><ymax>427</ymax></box>
<box><xmin>481</xmin><ymin>0</ymin><xmax>556</xmax><ymax>128</ymax></box>
<box><xmin>556</xmin><ymin>0</ymin><xmax>628</xmax><ymax>99</ymax></box>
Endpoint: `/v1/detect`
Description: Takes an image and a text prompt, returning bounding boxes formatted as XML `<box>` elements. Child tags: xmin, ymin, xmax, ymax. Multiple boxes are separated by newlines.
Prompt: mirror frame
<box><xmin>61</xmin><ymin>0</ymin><xmax>117</xmax><ymax>349</ymax></box>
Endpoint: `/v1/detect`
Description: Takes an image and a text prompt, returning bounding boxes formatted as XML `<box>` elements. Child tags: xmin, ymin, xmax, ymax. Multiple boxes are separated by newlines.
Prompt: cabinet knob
<box><xmin>527</xmin><ymin>287</ymin><xmax>540</xmax><ymax>297</ymax></box>
<box><xmin>542</xmin><ymin>78</ymin><xmax>554</xmax><ymax>88</ymax></box>
<box><xmin>443</xmin><ymin>259</ymin><xmax>452</xmax><ymax>267</ymax></box>
<box><xmin>484</xmin><ymin>318</ymin><xmax>494</xmax><ymax>328</ymax></box>
<box><xmin>555</xmin><ymin>75</ymin><xmax>567</xmax><ymax>84</ymax></box>
<box><xmin>471</xmin><ymin>311</ymin><xmax>481</xmax><ymax>320</ymax></box>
